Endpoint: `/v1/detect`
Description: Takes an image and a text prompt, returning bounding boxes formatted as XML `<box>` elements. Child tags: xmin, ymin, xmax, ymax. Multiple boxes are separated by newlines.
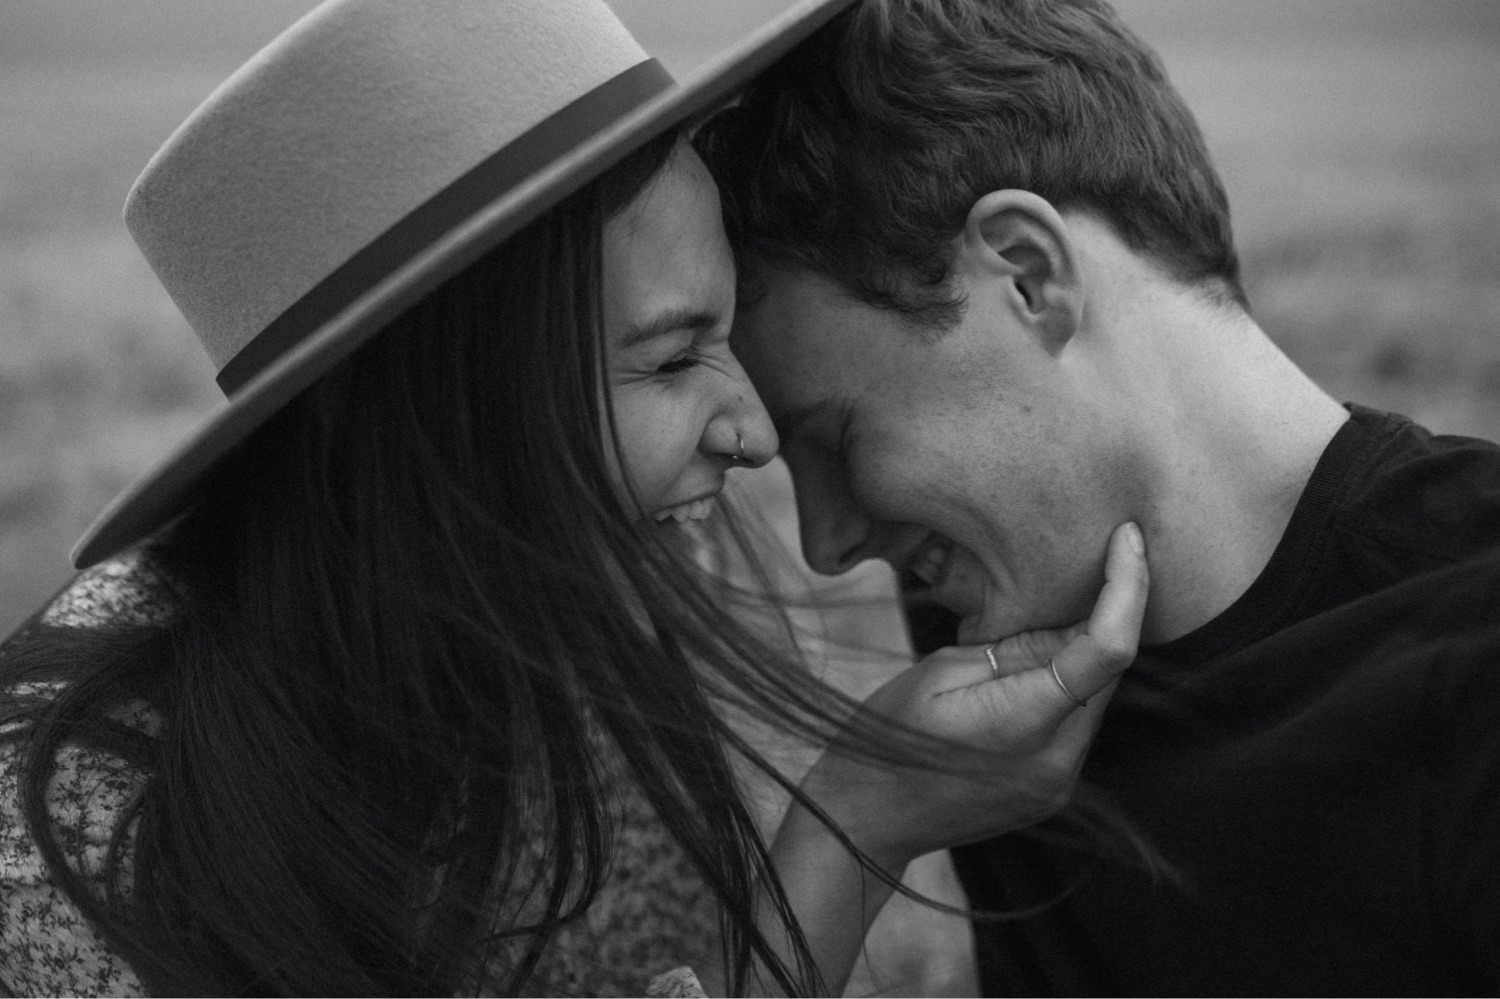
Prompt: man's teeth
<box><xmin>654</xmin><ymin>498</ymin><xmax>715</xmax><ymax>523</ymax></box>
<box><xmin>907</xmin><ymin>540</ymin><xmax>951</xmax><ymax>587</ymax></box>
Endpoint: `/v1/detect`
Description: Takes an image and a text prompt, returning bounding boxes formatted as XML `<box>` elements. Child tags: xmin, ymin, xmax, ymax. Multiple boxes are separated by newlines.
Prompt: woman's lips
<box><xmin>653</xmin><ymin>495</ymin><xmax>717</xmax><ymax>524</ymax></box>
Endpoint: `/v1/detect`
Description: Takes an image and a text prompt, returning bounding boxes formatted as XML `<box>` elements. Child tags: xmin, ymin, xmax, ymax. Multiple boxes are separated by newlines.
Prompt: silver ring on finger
<box><xmin>984</xmin><ymin>641</ymin><xmax>1001</xmax><ymax>681</ymax></box>
<box><xmin>1048</xmin><ymin>657</ymin><xmax>1088</xmax><ymax>708</ymax></box>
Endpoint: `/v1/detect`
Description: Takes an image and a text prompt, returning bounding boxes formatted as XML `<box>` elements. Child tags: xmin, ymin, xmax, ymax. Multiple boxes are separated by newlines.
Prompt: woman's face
<box><xmin>602</xmin><ymin>146</ymin><xmax>777</xmax><ymax>524</ymax></box>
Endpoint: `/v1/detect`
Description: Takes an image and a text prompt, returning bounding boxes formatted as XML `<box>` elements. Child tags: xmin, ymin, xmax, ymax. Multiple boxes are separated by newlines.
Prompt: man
<box><xmin>696</xmin><ymin>0</ymin><xmax>1500</xmax><ymax>993</ymax></box>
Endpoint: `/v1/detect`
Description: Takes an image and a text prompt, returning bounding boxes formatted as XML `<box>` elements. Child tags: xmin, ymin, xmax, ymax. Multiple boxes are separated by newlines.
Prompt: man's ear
<box><xmin>959</xmin><ymin>190</ymin><xmax>1082</xmax><ymax>352</ymax></box>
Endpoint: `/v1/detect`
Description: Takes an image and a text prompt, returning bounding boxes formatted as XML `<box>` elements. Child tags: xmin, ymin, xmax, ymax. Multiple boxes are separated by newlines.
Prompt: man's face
<box><xmin>732</xmin><ymin>265</ymin><xmax>1133</xmax><ymax>641</ymax></box>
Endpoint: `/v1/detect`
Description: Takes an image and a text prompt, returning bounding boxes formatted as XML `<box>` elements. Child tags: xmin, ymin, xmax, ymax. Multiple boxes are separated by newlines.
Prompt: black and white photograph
<box><xmin>1</xmin><ymin>1</ymin><xmax>1496</xmax><ymax>994</ymax></box>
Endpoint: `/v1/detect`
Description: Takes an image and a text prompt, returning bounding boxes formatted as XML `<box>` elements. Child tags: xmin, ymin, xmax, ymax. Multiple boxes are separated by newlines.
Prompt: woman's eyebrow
<box><xmin>619</xmin><ymin>306</ymin><xmax>719</xmax><ymax>350</ymax></box>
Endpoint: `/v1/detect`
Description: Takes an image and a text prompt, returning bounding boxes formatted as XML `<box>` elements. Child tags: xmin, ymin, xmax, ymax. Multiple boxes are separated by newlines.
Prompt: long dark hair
<box><xmin>1</xmin><ymin>133</ymin><xmax>856</xmax><ymax>995</ymax></box>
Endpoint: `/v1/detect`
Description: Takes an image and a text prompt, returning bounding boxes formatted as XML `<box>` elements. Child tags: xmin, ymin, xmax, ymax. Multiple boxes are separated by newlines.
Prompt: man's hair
<box><xmin>697</xmin><ymin>0</ymin><xmax>1246</xmax><ymax>327</ymax></box>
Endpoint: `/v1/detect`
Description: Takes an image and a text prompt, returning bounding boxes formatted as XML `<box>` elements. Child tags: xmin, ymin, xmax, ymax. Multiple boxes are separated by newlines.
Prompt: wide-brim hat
<box><xmin>71</xmin><ymin>0</ymin><xmax>852</xmax><ymax>569</ymax></box>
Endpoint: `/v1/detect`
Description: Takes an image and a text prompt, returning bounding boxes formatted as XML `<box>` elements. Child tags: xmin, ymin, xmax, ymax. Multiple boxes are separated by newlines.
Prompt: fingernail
<box><xmin>1125</xmin><ymin>522</ymin><xmax>1146</xmax><ymax>556</ymax></box>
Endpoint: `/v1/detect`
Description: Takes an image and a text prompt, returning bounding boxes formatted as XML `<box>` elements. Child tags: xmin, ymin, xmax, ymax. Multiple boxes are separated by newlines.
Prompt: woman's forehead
<box><xmin>601</xmin><ymin>150</ymin><xmax>735</xmax><ymax>344</ymax></box>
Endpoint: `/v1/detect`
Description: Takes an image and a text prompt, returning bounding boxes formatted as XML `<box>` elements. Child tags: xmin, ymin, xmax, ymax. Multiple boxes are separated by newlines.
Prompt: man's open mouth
<box><xmin>901</xmin><ymin>532</ymin><xmax>955</xmax><ymax>593</ymax></box>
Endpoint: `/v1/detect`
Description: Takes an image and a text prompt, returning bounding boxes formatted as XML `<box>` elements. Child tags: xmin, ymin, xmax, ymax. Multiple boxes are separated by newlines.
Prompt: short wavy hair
<box><xmin>697</xmin><ymin>0</ymin><xmax>1245</xmax><ymax>328</ymax></box>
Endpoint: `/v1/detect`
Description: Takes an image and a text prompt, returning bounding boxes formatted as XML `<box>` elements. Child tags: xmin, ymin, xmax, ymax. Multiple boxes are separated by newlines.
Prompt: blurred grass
<box><xmin>1</xmin><ymin>2</ymin><xmax>1498</xmax><ymax>638</ymax></box>
<box><xmin>1169</xmin><ymin>35</ymin><xmax>1500</xmax><ymax>441</ymax></box>
<box><xmin>0</xmin><ymin>65</ymin><xmax>227</xmax><ymax>633</ymax></box>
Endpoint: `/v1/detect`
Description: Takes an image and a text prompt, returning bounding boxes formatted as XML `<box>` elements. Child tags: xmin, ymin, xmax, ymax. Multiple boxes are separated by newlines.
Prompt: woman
<box><xmin>0</xmin><ymin>0</ymin><xmax>1148</xmax><ymax>994</ymax></box>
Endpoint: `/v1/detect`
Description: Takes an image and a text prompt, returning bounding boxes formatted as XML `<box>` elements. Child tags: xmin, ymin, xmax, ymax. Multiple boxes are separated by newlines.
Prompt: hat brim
<box><xmin>71</xmin><ymin>0</ymin><xmax>851</xmax><ymax>569</ymax></box>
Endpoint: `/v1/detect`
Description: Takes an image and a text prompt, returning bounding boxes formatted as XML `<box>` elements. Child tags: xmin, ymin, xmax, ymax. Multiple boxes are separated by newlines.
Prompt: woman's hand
<box><xmin>802</xmin><ymin>519</ymin><xmax>1149</xmax><ymax>870</ymax></box>
<box><xmin>760</xmin><ymin>522</ymin><xmax>1147</xmax><ymax>995</ymax></box>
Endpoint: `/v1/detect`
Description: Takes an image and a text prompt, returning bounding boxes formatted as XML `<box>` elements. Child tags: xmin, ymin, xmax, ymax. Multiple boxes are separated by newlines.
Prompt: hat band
<box><xmin>215</xmin><ymin>57</ymin><xmax>674</xmax><ymax>397</ymax></box>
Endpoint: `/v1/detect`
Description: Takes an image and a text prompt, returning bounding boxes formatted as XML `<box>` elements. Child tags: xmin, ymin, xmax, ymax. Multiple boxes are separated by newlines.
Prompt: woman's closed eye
<box><xmin>656</xmin><ymin>348</ymin><xmax>703</xmax><ymax>375</ymax></box>
<box><xmin>654</xmin><ymin>331</ymin><xmax>744</xmax><ymax>381</ymax></box>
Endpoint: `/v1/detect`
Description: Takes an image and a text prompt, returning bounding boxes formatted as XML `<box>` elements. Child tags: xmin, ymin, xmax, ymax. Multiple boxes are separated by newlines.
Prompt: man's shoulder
<box><xmin>1172</xmin><ymin>545</ymin><xmax>1500</xmax><ymax>740</ymax></box>
<box><xmin>1241</xmin><ymin>548</ymin><xmax>1500</xmax><ymax>706</ymax></box>
<box><xmin>1337</xmin><ymin>406</ymin><xmax>1500</xmax><ymax>566</ymax></box>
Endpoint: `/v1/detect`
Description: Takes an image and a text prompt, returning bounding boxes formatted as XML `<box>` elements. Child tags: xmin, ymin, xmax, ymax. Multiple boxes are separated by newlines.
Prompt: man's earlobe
<box><xmin>962</xmin><ymin>190</ymin><xmax>1082</xmax><ymax>352</ymax></box>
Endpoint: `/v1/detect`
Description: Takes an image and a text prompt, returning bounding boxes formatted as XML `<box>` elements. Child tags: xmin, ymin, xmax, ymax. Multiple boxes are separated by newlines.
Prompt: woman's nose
<box><xmin>736</xmin><ymin>391</ymin><xmax>778</xmax><ymax>469</ymax></box>
<box><xmin>703</xmin><ymin>369</ymin><xmax>778</xmax><ymax>468</ymax></box>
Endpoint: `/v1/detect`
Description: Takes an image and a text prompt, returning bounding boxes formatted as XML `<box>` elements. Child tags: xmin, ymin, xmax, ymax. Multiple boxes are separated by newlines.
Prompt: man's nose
<box><xmin>792</xmin><ymin>460</ymin><xmax>872</xmax><ymax>576</ymax></box>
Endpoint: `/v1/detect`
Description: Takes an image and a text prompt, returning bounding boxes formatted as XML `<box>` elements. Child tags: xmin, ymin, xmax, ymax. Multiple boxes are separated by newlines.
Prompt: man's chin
<box><xmin>906</xmin><ymin>600</ymin><xmax>1042</xmax><ymax>650</ymax></box>
<box><xmin>956</xmin><ymin>614</ymin><xmax>1021</xmax><ymax>646</ymax></box>
<box><xmin>954</xmin><ymin>603</ymin><xmax>1051</xmax><ymax>645</ymax></box>
<box><xmin>951</xmin><ymin>601</ymin><xmax>1018</xmax><ymax>644</ymax></box>
<box><xmin>954</xmin><ymin>614</ymin><xmax>986</xmax><ymax>646</ymax></box>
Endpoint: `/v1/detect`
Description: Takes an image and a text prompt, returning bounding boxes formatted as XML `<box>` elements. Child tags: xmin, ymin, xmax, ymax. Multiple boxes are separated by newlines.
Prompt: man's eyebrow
<box><xmin>772</xmin><ymin>398</ymin><xmax>833</xmax><ymax>441</ymax></box>
<box><xmin>618</xmin><ymin>307</ymin><xmax>719</xmax><ymax>351</ymax></box>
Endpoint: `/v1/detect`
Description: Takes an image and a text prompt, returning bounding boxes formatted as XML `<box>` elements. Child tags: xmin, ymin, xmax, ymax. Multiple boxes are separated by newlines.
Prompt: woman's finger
<box><xmin>925</xmin><ymin>522</ymin><xmax>1149</xmax><ymax>727</ymax></box>
<box><xmin>1046</xmin><ymin>521</ymin><xmax>1149</xmax><ymax>708</ymax></box>
<box><xmin>919</xmin><ymin>625</ymin><xmax>1068</xmax><ymax>695</ymax></box>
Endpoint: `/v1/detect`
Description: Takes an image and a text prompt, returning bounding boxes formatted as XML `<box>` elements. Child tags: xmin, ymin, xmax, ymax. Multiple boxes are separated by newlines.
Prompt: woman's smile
<box><xmin>653</xmin><ymin>494</ymin><xmax>720</xmax><ymax>524</ymax></box>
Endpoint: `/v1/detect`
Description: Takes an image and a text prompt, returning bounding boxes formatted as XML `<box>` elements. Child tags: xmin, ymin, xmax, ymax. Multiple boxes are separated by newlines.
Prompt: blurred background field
<box><xmin>1</xmin><ymin>0</ymin><xmax>1498</xmax><ymax>638</ymax></box>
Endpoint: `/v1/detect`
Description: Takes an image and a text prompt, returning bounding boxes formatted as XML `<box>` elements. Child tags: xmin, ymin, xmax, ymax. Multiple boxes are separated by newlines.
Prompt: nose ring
<box><xmin>734</xmin><ymin>431</ymin><xmax>747</xmax><ymax>464</ymax></box>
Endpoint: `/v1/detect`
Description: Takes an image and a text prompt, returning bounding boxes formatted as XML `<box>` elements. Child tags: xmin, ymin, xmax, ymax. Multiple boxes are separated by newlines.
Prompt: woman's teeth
<box><xmin>654</xmin><ymin>497</ymin><xmax>715</xmax><ymax>524</ymax></box>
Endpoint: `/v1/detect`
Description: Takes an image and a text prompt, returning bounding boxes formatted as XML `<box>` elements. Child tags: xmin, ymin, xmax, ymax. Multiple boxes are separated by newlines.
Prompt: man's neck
<box><xmin>1122</xmin><ymin>310</ymin><xmax>1349</xmax><ymax>644</ymax></box>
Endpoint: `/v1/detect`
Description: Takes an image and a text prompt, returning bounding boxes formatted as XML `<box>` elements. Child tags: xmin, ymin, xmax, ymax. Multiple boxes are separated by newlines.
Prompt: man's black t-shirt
<box><xmin>950</xmin><ymin>405</ymin><xmax>1500</xmax><ymax>996</ymax></box>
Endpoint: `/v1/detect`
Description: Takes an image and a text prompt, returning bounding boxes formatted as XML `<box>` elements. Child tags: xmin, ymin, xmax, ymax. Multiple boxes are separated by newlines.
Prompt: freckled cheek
<box><xmin>858</xmin><ymin>439</ymin><xmax>966</xmax><ymax>517</ymax></box>
<box><xmin>603</xmin><ymin>397</ymin><xmax>658</xmax><ymax>502</ymax></box>
<box><xmin>846</xmin><ymin>452</ymin><xmax>921</xmax><ymax>525</ymax></box>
